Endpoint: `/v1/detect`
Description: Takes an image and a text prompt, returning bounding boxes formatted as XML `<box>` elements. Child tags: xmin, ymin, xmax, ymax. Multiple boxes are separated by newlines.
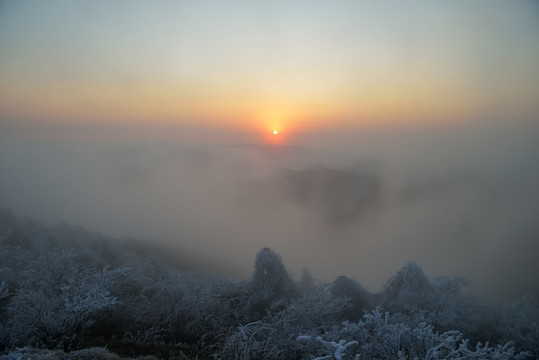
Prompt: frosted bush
<box><xmin>0</xmin><ymin>346</ymin><xmax>162</xmax><ymax>360</ymax></box>
<box><xmin>6</xmin><ymin>267</ymin><xmax>117</xmax><ymax>347</ymax></box>
<box><xmin>299</xmin><ymin>307</ymin><xmax>529</xmax><ymax>360</ymax></box>
<box><xmin>497</xmin><ymin>294</ymin><xmax>539</xmax><ymax>356</ymax></box>
<box><xmin>297</xmin><ymin>336</ymin><xmax>359</xmax><ymax>360</ymax></box>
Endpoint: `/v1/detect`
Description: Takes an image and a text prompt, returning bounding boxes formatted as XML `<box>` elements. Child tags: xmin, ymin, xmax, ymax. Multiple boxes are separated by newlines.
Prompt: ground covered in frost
<box><xmin>0</xmin><ymin>210</ymin><xmax>537</xmax><ymax>359</ymax></box>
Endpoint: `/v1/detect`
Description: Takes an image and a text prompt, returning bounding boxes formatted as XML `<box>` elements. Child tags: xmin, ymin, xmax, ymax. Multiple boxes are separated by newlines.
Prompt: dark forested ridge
<box><xmin>0</xmin><ymin>209</ymin><xmax>537</xmax><ymax>359</ymax></box>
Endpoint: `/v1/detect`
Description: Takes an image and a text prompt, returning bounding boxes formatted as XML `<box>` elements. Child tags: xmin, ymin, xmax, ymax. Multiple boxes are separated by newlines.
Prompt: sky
<box><xmin>1</xmin><ymin>1</ymin><xmax>539</xmax><ymax>300</ymax></box>
<box><xmin>1</xmin><ymin>1</ymin><xmax>539</xmax><ymax>143</ymax></box>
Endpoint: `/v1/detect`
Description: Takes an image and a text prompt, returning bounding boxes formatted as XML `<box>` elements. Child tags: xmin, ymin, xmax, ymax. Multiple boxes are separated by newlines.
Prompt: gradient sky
<box><xmin>1</xmin><ymin>1</ymin><xmax>538</xmax><ymax>141</ymax></box>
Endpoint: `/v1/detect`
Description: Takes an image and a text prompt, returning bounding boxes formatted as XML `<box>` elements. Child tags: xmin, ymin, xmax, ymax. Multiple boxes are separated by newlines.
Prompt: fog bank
<box><xmin>1</xmin><ymin>120</ymin><xmax>538</xmax><ymax>299</ymax></box>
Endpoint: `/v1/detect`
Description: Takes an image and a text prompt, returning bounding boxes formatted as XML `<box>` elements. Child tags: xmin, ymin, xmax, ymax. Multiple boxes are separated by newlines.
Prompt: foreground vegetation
<box><xmin>0</xmin><ymin>209</ymin><xmax>537</xmax><ymax>359</ymax></box>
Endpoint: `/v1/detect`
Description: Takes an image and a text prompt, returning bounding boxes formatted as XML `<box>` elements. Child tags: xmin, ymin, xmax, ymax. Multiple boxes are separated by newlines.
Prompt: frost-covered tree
<box><xmin>330</xmin><ymin>276</ymin><xmax>373</xmax><ymax>320</ymax></box>
<box><xmin>300</xmin><ymin>268</ymin><xmax>315</xmax><ymax>290</ymax></box>
<box><xmin>380</xmin><ymin>262</ymin><xmax>434</xmax><ymax>314</ymax></box>
<box><xmin>381</xmin><ymin>262</ymin><xmax>432</xmax><ymax>302</ymax></box>
<box><xmin>247</xmin><ymin>248</ymin><xmax>298</xmax><ymax>317</ymax></box>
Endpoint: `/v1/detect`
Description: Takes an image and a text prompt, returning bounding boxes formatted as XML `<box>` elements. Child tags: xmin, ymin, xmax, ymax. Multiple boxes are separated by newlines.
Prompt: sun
<box><xmin>273</xmin><ymin>130</ymin><xmax>279</xmax><ymax>135</ymax></box>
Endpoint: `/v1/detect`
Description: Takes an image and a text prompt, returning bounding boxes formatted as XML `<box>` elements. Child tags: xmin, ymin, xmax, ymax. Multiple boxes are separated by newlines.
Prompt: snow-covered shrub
<box><xmin>222</xmin><ymin>321</ymin><xmax>291</xmax><ymax>360</ymax></box>
<box><xmin>0</xmin><ymin>346</ymin><xmax>163</xmax><ymax>360</ymax></box>
<box><xmin>5</xmin><ymin>251</ymin><xmax>117</xmax><ymax>348</ymax></box>
<box><xmin>69</xmin><ymin>347</ymin><xmax>123</xmax><ymax>360</ymax></box>
<box><xmin>296</xmin><ymin>335</ymin><xmax>359</xmax><ymax>360</ymax></box>
<box><xmin>94</xmin><ymin>261</ymin><xmax>167</xmax><ymax>339</ymax></box>
<box><xmin>163</xmin><ymin>275</ymin><xmax>246</xmax><ymax>346</ymax></box>
<box><xmin>274</xmin><ymin>288</ymin><xmax>350</xmax><ymax>330</ymax></box>
<box><xmin>219</xmin><ymin>286</ymin><xmax>349</xmax><ymax>359</ymax></box>
<box><xmin>0</xmin><ymin>282</ymin><xmax>8</xmax><ymax>301</ymax></box>
<box><xmin>300</xmin><ymin>307</ymin><xmax>529</xmax><ymax>360</ymax></box>
<box><xmin>497</xmin><ymin>294</ymin><xmax>539</xmax><ymax>358</ymax></box>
